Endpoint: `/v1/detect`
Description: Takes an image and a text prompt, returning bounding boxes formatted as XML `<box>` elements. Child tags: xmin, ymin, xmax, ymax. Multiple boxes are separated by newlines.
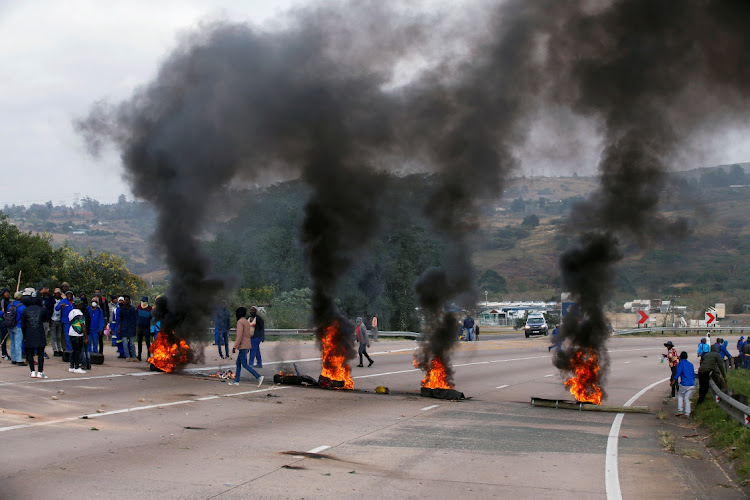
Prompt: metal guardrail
<box><xmin>709</xmin><ymin>378</ymin><xmax>750</xmax><ymax>429</ymax></box>
<box><xmin>614</xmin><ymin>326</ymin><xmax>748</xmax><ymax>336</ymax></box>
<box><xmin>210</xmin><ymin>328</ymin><xmax>420</xmax><ymax>339</ymax></box>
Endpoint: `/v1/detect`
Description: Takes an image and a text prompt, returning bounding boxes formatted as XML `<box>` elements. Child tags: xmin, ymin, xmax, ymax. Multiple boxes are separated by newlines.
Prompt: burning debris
<box><xmin>148</xmin><ymin>331</ymin><xmax>190</xmax><ymax>373</ymax></box>
<box><xmin>273</xmin><ymin>363</ymin><xmax>318</xmax><ymax>386</ymax></box>
<box><xmin>563</xmin><ymin>348</ymin><xmax>603</xmax><ymax>405</ymax></box>
<box><xmin>317</xmin><ymin>322</ymin><xmax>354</xmax><ymax>390</ymax></box>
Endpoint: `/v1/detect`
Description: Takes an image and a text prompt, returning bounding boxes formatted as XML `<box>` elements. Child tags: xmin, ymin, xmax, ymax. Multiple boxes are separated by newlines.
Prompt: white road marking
<box><xmin>0</xmin><ymin>371</ymin><xmax>161</xmax><ymax>387</ymax></box>
<box><xmin>495</xmin><ymin>385</ymin><xmax>509</xmax><ymax>389</ymax></box>
<box><xmin>353</xmin><ymin>368</ymin><xmax>418</xmax><ymax>379</ymax></box>
<box><xmin>544</xmin><ymin>374</ymin><xmax>553</xmax><ymax>378</ymax></box>
<box><xmin>623</xmin><ymin>361</ymin><xmax>631</xmax><ymax>364</ymax></box>
<box><xmin>605</xmin><ymin>376</ymin><xmax>669</xmax><ymax>500</ymax></box>
<box><xmin>307</xmin><ymin>445</ymin><xmax>330</xmax><ymax>454</ymax></box>
<box><xmin>0</xmin><ymin>386</ymin><xmax>288</xmax><ymax>433</ymax></box>
<box><xmin>420</xmin><ymin>404</ymin><xmax>439</xmax><ymax>411</ymax></box>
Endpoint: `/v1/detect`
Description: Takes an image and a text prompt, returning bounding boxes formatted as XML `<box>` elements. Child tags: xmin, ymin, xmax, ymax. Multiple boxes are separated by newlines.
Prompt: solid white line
<box><xmin>0</xmin><ymin>386</ymin><xmax>288</xmax><ymax>433</ymax></box>
<box><xmin>496</xmin><ymin>385</ymin><xmax>509</xmax><ymax>389</ymax></box>
<box><xmin>352</xmin><ymin>368</ymin><xmax>418</xmax><ymax>379</ymax></box>
<box><xmin>605</xmin><ymin>376</ymin><xmax>669</xmax><ymax>500</ymax></box>
<box><xmin>544</xmin><ymin>374</ymin><xmax>554</xmax><ymax>378</ymax></box>
<box><xmin>0</xmin><ymin>371</ymin><xmax>161</xmax><ymax>387</ymax></box>
<box><xmin>421</xmin><ymin>404</ymin><xmax>439</xmax><ymax>411</ymax></box>
<box><xmin>307</xmin><ymin>445</ymin><xmax>330</xmax><ymax>454</ymax></box>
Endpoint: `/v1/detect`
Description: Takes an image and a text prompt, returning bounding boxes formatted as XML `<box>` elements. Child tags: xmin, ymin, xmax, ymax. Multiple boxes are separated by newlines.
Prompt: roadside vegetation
<box><xmin>693</xmin><ymin>369</ymin><xmax>750</xmax><ymax>482</ymax></box>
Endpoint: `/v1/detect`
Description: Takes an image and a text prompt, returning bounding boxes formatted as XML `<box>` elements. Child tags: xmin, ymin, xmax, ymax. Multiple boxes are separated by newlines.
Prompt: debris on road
<box><xmin>375</xmin><ymin>386</ymin><xmax>389</xmax><ymax>394</ymax></box>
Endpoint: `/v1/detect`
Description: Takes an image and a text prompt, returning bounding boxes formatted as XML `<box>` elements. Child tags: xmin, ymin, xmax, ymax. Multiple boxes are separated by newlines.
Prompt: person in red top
<box><xmin>663</xmin><ymin>341</ymin><xmax>679</xmax><ymax>398</ymax></box>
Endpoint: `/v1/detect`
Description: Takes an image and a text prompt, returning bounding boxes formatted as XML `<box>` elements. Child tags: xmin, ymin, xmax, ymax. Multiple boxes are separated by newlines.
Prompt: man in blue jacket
<box><xmin>8</xmin><ymin>291</ymin><xmax>26</xmax><ymax>365</ymax></box>
<box><xmin>136</xmin><ymin>296</ymin><xmax>153</xmax><ymax>361</ymax></box>
<box><xmin>55</xmin><ymin>290</ymin><xmax>75</xmax><ymax>352</ymax></box>
<box><xmin>672</xmin><ymin>351</ymin><xmax>695</xmax><ymax>418</ymax></box>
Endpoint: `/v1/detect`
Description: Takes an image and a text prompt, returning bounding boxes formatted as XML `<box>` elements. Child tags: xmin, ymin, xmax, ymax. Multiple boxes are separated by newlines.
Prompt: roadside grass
<box><xmin>656</xmin><ymin>410</ymin><xmax>668</xmax><ymax>422</ymax></box>
<box><xmin>693</xmin><ymin>369</ymin><xmax>750</xmax><ymax>481</ymax></box>
<box><xmin>659</xmin><ymin>430</ymin><xmax>676</xmax><ymax>453</ymax></box>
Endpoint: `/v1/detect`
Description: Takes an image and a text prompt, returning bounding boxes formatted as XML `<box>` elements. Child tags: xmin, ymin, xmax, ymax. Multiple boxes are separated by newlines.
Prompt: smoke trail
<box><xmin>410</xmin><ymin>1</ymin><xmax>561</xmax><ymax>385</ymax></box>
<box><xmin>548</xmin><ymin>0</ymin><xmax>750</xmax><ymax>393</ymax></box>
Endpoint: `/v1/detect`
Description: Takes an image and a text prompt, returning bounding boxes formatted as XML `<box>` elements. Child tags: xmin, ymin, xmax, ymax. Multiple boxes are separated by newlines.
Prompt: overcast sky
<box><xmin>2</xmin><ymin>0</ymin><xmax>749</xmax><ymax>208</ymax></box>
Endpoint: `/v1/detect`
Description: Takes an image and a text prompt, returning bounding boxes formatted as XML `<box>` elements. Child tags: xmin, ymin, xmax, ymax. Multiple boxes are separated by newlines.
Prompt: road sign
<box><xmin>705</xmin><ymin>311</ymin><xmax>716</xmax><ymax>325</ymax></box>
<box><xmin>637</xmin><ymin>310</ymin><xmax>649</xmax><ymax>325</ymax></box>
<box><xmin>745</xmin><ymin>414</ymin><xmax>749</xmax><ymax>426</ymax></box>
<box><xmin>562</xmin><ymin>302</ymin><xmax>578</xmax><ymax>318</ymax></box>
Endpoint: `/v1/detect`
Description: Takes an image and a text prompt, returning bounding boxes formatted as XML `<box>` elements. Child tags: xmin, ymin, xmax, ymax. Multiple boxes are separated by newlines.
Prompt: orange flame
<box><xmin>319</xmin><ymin>321</ymin><xmax>354</xmax><ymax>389</ymax></box>
<box><xmin>414</xmin><ymin>356</ymin><xmax>453</xmax><ymax>389</ymax></box>
<box><xmin>564</xmin><ymin>348</ymin><xmax>603</xmax><ymax>405</ymax></box>
<box><xmin>148</xmin><ymin>331</ymin><xmax>190</xmax><ymax>373</ymax></box>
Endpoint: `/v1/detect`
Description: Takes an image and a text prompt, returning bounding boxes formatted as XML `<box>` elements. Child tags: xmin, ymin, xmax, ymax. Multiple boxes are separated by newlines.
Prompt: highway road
<box><xmin>1</xmin><ymin>334</ymin><xmax>746</xmax><ymax>499</ymax></box>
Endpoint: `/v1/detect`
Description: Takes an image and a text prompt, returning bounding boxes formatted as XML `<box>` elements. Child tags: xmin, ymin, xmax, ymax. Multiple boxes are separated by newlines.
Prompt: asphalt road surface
<box><xmin>1</xmin><ymin>335</ymin><xmax>747</xmax><ymax>499</ymax></box>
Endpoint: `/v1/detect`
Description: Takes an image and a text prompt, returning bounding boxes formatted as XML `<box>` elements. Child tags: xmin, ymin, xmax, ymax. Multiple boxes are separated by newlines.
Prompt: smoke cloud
<box><xmin>76</xmin><ymin>0</ymin><xmax>750</xmax><ymax>385</ymax></box>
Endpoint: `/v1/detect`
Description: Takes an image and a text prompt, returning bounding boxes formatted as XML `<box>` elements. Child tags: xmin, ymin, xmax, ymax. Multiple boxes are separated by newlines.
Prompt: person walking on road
<box><xmin>229</xmin><ymin>307</ymin><xmax>263</xmax><ymax>387</ymax></box>
<box><xmin>548</xmin><ymin>324</ymin><xmax>561</xmax><ymax>351</ymax></box>
<box><xmin>663</xmin><ymin>341</ymin><xmax>679</xmax><ymax>398</ymax></box>
<box><xmin>213</xmin><ymin>300</ymin><xmax>230</xmax><ymax>359</ymax></box>
<box><xmin>356</xmin><ymin>317</ymin><xmax>373</xmax><ymax>367</ymax></box>
<box><xmin>672</xmin><ymin>351</ymin><xmax>695</xmax><ymax>418</ymax></box>
<box><xmin>696</xmin><ymin>344</ymin><xmax>727</xmax><ymax>405</ymax></box>
<box><xmin>249</xmin><ymin>306</ymin><xmax>264</xmax><ymax>367</ymax></box>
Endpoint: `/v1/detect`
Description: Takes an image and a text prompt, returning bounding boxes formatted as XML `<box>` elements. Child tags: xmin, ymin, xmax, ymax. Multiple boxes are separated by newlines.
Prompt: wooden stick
<box><xmin>16</xmin><ymin>270</ymin><xmax>22</xmax><ymax>293</ymax></box>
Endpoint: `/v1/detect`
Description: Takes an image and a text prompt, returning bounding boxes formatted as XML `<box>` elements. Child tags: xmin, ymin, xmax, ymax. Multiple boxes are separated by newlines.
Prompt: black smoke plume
<box><xmin>549</xmin><ymin>0</ymin><xmax>750</xmax><ymax>392</ymax></box>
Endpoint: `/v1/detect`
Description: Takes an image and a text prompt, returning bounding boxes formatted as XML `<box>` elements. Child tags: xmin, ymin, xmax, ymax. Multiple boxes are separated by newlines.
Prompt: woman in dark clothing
<box><xmin>20</xmin><ymin>293</ymin><xmax>48</xmax><ymax>379</ymax></box>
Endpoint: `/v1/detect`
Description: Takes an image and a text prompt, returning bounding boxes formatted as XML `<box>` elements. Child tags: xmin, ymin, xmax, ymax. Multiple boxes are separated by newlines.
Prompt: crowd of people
<box><xmin>0</xmin><ymin>283</ymin><xmax>162</xmax><ymax>377</ymax></box>
<box><xmin>663</xmin><ymin>335</ymin><xmax>749</xmax><ymax>419</ymax></box>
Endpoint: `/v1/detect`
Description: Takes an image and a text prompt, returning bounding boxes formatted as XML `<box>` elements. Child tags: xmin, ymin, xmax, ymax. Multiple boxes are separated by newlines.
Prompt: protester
<box><xmin>118</xmin><ymin>295</ymin><xmax>138</xmax><ymax>361</ymax></box>
<box><xmin>68</xmin><ymin>299</ymin><xmax>87</xmax><ymax>374</ymax></box>
<box><xmin>8</xmin><ymin>291</ymin><xmax>26</xmax><ymax>365</ymax></box>
<box><xmin>696</xmin><ymin>337</ymin><xmax>710</xmax><ymax>363</ymax></box>
<box><xmin>548</xmin><ymin>324</ymin><xmax>561</xmax><ymax>352</ymax></box>
<box><xmin>55</xmin><ymin>290</ymin><xmax>75</xmax><ymax>353</ymax></box>
<box><xmin>94</xmin><ymin>289</ymin><xmax>108</xmax><ymax>353</ymax></box>
<box><xmin>371</xmin><ymin>314</ymin><xmax>379</xmax><ymax>342</ymax></box>
<box><xmin>136</xmin><ymin>296</ymin><xmax>153</xmax><ymax>361</ymax></box>
<box><xmin>87</xmin><ymin>299</ymin><xmax>105</xmax><ymax>354</ymax></box>
<box><xmin>662</xmin><ymin>341</ymin><xmax>679</xmax><ymax>398</ymax></box>
<box><xmin>696</xmin><ymin>344</ymin><xmax>727</xmax><ymax>405</ymax></box>
<box><xmin>213</xmin><ymin>300</ymin><xmax>230</xmax><ymax>359</ymax></box>
<box><xmin>21</xmin><ymin>289</ymin><xmax>48</xmax><ymax>378</ymax></box>
<box><xmin>113</xmin><ymin>296</ymin><xmax>127</xmax><ymax>358</ymax></box>
<box><xmin>672</xmin><ymin>351</ymin><xmax>695</xmax><ymax>418</ymax></box>
<box><xmin>48</xmin><ymin>288</ymin><xmax>63</xmax><ymax>356</ymax></box>
<box><xmin>355</xmin><ymin>316</ymin><xmax>373</xmax><ymax>367</ymax></box>
<box><xmin>39</xmin><ymin>286</ymin><xmax>53</xmax><ymax>358</ymax></box>
<box><xmin>463</xmin><ymin>314</ymin><xmax>475</xmax><ymax>342</ymax></box>
<box><xmin>719</xmin><ymin>339</ymin><xmax>732</xmax><ymax>372</ymax></box>
<box><xmin>743</xmin><ymin>341</ymin><xmax>750</xmax><ymax>370</ymax></box>
<box><xmin>229</xmin><ymin>307</ymin><xmax>263</xmax><ymax>387</ymax></box>
<box><xmin>249</xmin><ymin>306</ymin><xmax>264</xmax><ymax>367</ymax></box>
<box><xmin>1</xmin><ymin>288</ymin><xmax>11</xmax><ymax>360</ymax></box>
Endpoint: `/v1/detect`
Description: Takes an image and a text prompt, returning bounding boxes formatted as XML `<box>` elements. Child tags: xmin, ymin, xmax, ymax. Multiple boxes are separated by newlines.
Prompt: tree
<box><xmin>268</xmin><ymin>288</ymin><xmax>313</xmax><ymax>329</ymax></box>
<box><xmin>521</xmin><ymin>214</ymin><xmax>540</xmax><ymax>228</ymax></box>
<box><xmin>479</xmin><ymin>269</ymin><xmax>508</xmax><ymax>294</ymax></box>
<box><xmin>54</xmin><ymin>247</ymin><xmax>145</xmax><ymax>296</ymax></box>
<box><xmin>510</xmin><ymin>197</ymin><xmax>526</xmax><ymax>213</ymax></box>
<box><xmin>0</xmin><ymin>211</ymin><xmax>61</xmax><ymax>290</ymax></box>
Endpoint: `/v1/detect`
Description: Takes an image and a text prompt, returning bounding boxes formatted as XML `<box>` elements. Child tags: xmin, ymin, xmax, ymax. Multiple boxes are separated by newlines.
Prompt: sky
<box><xmin>1</xmin><ymin>0</ymin><xmax>749</xmax><ymax>208</ymax></box>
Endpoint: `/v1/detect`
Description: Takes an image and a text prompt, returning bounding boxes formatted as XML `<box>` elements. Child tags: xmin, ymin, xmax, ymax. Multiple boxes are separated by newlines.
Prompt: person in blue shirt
<box><xmin>548</xmin><ymin>324</ymin><xmax>561</xmax><ymax>352</ymax></box>
<box><xmin>87</xmin><ymin>299</ymin><xmax>105</xmax><ymax>354</ymax></box>
<box><xmin>8</xmin><ymin>291</ymin><xmax>27</xmax><ymax>365</ymax></box>
<box><xmin>55</xmin><ymin>290</ymin><xmax>75</xmax><ymax>352</ymax></box>
<box><xmin>696</xmin><ymin>337</ymin><xmax>710</xmax><ymax>363</ymax></box>
<box><xmin>718</xmin><ymin>339</ymin><xmax>732</xmax><ymax>373</ymax></box>
<box><xmin>672</xmin><ymin>351</ymin><xmax>696</xmax><ymax>418</ymax></box>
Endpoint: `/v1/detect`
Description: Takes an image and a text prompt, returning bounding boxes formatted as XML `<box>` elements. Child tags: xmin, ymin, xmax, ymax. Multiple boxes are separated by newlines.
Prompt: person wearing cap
<box><xmin>672</xmin><ymin>352</ymin><xmax>695</xmax><ymax>418</ymax></box>
<box><xmin>112</xmin><ymin>296</ymin><xmax>127</xmax><ymax>358</ymax></box>
<box><xmin>118</xmin><ymin>295</ymin><xmax>138</xmax><ymax>361</ymax></box>
<box><xmin>662</xmin><ymin>341</ymin><xmax>679</xmax><ymax>398</ymax></box>
<box><xmin>55</xmin><ymin>290</ymin><xmax>75</xmax><ymax>352</ymax></box>
<box><xmin>21</xmin><ymin>290</ymin><xmax>48</xmax><ymax>378</ymax></box>
<box><xmin>136</xmin><ymin>296</ymin><xmax>153</xmax><ymax>361</ymax></box>
<box><xmin>67</xmin><ymin>299</ymin><xmax>87</xmax><ymax>373</ymax></box>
